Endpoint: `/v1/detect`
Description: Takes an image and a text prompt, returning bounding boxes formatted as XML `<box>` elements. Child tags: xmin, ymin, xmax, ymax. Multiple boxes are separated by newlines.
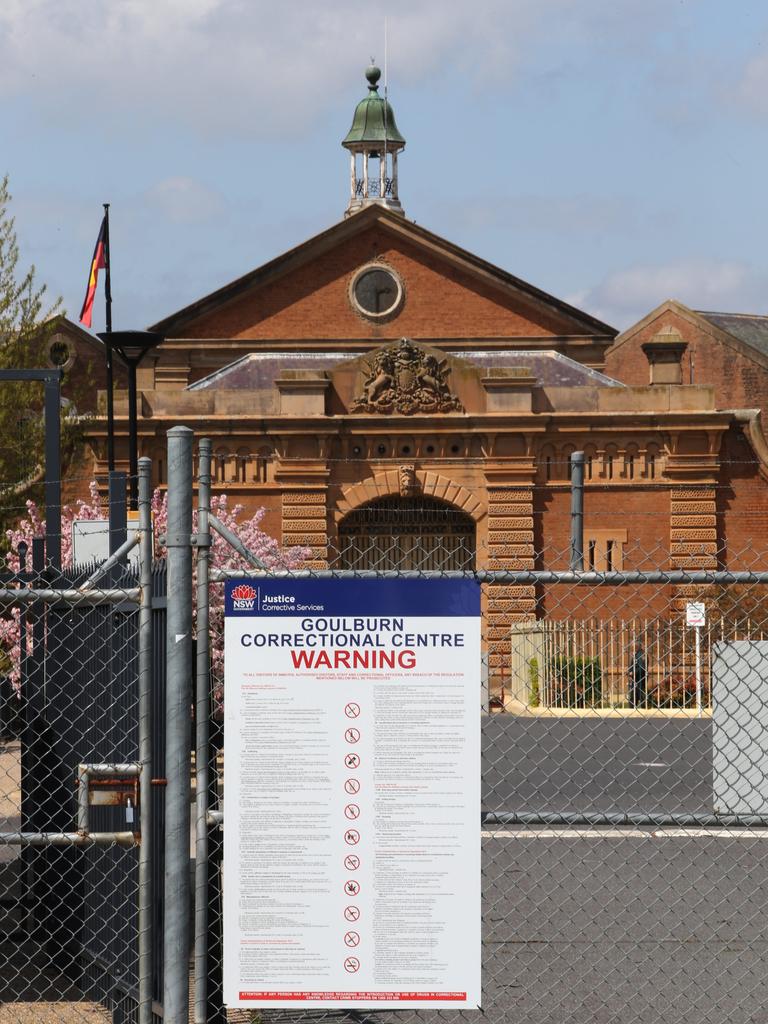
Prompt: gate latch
<box><xmin>76</xmin><ymin>763</ymin><xmax>141</xmax><ymax>834</ymax></box>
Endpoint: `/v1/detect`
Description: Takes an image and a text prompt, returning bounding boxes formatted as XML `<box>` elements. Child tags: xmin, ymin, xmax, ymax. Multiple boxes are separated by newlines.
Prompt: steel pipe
<box><xmin>194</xmin><ymin>439</ymin><xmax>212</xmax><ymax>1024</ymax></box>
<box><xmin>163</xmin><ymin>426</ymin><xmax>194</xmax><ymax>1024</ymax></box>
<box><xmin>210</xmin><ymin>568</ymin><xmax>768</xmax><ymax>585</ymax></box>
<box><xmin>209</xmin><ymin>514</ymin><xmax>267</xmax><ymax>569</ymax></box>
<box><xmin>569</xmin><ymin>451</ymin><xmax>585</xmax><ymax>572</ymax></box>
<box><xmin>483</xmin><ymin>811</ymin><xmax>768</xmax><ymax>828</ymax></box>
<box><xmin>0</xmin><ymin>831</ymin><xmax>139</xmax><ymax>846</ymax></box>
<box><xmin>79</xmin><ymin>532</ymin><xmax>139</xmax><ymax>590</ymax></box>
<box><xmin>137</xmin><ymin>456</ymin><xmax>154</xmax><ymax>1024</ymax></box>
<box><xmin>0</xmin><ymin>588</ymin><xmax>140</xmax><ymax>604</ymax></box>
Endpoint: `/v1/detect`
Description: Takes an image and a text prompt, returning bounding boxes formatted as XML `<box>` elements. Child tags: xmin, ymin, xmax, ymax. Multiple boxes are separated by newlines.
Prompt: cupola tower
<box><xmin>342</xmin><ymin>64</ymin><xmax>406</xmax><ymax>218</ymax></box>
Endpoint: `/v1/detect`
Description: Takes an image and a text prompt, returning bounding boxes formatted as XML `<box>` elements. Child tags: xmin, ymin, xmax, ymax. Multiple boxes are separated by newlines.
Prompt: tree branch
<box><xmin>0</xmin><ymin>463</ymin><xmax>44</xmax><ymax>501</ymax></box>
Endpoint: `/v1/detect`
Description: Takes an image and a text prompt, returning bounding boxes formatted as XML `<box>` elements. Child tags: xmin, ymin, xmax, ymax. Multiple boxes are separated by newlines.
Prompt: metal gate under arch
<box><xmin>336</xmin><ymin>494</ymin><xmax>476</xmax><ymax>570</ymax></box>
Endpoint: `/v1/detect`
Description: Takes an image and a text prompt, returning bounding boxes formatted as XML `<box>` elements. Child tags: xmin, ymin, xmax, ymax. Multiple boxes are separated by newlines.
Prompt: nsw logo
<box><xmin>231</xmin><ymin>583</ymin><xmax>257</xmax><ymax>611</ymax></box>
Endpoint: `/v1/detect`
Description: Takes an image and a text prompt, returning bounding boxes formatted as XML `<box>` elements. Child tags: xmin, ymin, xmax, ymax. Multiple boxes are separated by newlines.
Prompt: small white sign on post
<box><xmin>686</xmin><ymin>602</ymin><xmax>706</xmax><ymax>628</ymax></box>
<box><xmin>686</xmin><ymin>602</ymin><xmax>706</xmax><ymax>717</ymax></box>
<box><xmin>72</xmin><ymin>514</ymin><xmax>142</xmax><ymax>568</ymax></box>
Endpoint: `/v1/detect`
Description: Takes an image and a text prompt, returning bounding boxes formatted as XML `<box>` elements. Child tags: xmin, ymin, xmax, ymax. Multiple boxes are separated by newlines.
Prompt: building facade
<box><xmin>77</xmin><ymin>68</ymin><xmax>768</xmax><ymax>706</ymax></box>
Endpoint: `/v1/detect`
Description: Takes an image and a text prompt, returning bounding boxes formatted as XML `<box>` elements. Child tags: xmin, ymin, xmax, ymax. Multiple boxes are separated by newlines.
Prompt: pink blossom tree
<box><xmin>1</xmin><ymin>484</ymin><xmax>309</xmax><ymax>692</ymax></box>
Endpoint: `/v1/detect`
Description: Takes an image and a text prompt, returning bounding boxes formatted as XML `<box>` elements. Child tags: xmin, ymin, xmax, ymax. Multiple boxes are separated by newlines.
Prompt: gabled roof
<box><xmin>46</xmin><ymin>314</ymin><xmax>105</xmax><ymax>354</ymax></box>
<box><xmin>696</xmin><ymin>311</ymin><xmax>768</xmax><ymax>359</ymax></box>
<box><xmin>613</xmin><ymin>299</ymin><xmax>768</xmax><ymax>370</ymax></box>
<box><xmin>148</xmin><ymin>205</ymin><xmax>617</xmax><ymax>339</ymax></box>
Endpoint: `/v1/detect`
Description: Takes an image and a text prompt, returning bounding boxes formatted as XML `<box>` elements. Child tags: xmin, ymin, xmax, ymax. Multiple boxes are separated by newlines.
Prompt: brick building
<box><xmin>75</xmin><ymin>67</ymin><xmax>768</xmax><ymax>706</ymax></box>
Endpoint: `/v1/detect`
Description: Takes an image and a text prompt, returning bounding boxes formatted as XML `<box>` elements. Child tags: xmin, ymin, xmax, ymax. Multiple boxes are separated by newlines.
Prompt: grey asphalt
<box><xmin>264</xmin><ymin>718</ymin><xmax>765</xmax><ymax>1024</ymax></box>
<box><xmin>482</xmin><ymin>716</ymin><xmax>713</xmax><ymax>814</ymax></box>
<box><xmin>6</xmin><ymin>723</ymin><xmax>768</xmax><ymax>1024</ymax></box>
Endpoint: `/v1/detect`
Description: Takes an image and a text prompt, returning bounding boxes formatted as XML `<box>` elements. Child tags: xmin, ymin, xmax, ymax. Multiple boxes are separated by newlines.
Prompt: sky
<box><xmin>3</xmin><ymin>0</ymin><xmax>768</xmax><ymax>334</ymax></box>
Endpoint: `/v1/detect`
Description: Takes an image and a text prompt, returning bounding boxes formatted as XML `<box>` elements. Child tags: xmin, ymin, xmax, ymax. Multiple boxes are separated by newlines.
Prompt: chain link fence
<box><xmin>0</xmin><ymin>555</ymin><xmax>151</xmax><ymax>1023</ymax></box>
<box><xmin>3</xmin><ymin>436</ymin><xmax>768</xmax><ymax>1023</ymax></box>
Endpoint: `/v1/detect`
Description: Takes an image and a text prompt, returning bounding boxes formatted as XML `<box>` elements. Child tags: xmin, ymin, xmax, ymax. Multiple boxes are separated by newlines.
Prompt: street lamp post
<box><xmin>98</xmin><ymin>330</ymin><xmax>162</xmax><ymax>510</ymax></box>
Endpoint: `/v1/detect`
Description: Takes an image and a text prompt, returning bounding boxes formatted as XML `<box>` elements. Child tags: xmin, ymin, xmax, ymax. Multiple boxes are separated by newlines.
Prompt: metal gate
<box><xmin>0</xmin><ymin>463</ymin><xmax>160</xmax><ymax>1024</ymax></box>
<box><xmin>5</xmin><ymin>430</ymin><xmax>768</xmax><ymax>1024</ymax></box>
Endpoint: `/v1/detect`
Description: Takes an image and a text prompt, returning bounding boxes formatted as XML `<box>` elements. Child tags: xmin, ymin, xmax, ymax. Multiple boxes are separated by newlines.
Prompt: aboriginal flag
<box><xmin>79</xmin><ymin>214</ymin><xmax>108</xmax><ymax>328</ymax></box>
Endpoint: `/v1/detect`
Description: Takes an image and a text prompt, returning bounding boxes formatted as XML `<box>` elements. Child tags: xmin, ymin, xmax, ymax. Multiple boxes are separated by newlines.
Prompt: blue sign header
<box><xmin>225</xmin><ymin>578</ymin><xmax>480</xmax><ymax>618</ymax></box>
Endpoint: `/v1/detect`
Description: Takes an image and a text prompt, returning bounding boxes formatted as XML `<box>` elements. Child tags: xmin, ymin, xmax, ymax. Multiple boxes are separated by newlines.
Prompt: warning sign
<box><xmin>223</xmin><ymin>578</ymin><xmax>482</xmax><ymax>1010</ymax></box>
<box><xmin>686</xmin><ymin>602</ymin><xmax>706</xmax><ymax>627</ymax></box>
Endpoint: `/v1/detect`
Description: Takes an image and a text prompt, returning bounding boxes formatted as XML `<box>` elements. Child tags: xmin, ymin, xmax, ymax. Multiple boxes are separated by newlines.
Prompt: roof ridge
<box><xmin>697</xmin><ymin>310</ymin><xmax>768</xmax><ymax>319</ymax></box>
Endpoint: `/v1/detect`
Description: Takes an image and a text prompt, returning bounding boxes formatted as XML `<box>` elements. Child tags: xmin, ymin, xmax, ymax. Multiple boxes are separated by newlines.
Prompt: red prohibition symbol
<box><xmin>344</xmin><ymin>879</ymin><xmax>360</xmax><ymax>896</ymax></box>
<box><xmin>344</xmin><ymin>753</ymin><xmax>361</xmax><ymax>770</ymax></box>
<box><xmin>344</xmin><ymin>956</ymin><xmax>360</xmax><ymax>974</ymax></box>
<box><xmin>344</xmin><ymin>829</ymin><xmax>360</xmax><ymax>846</ymax></box>
<box><xmin>344</xmin><ymin>854</ymin><xmax>360</xmax><ymax>871</ymax></box>
<box><xmin>344</xmin><ymin>931</ymin><xmax>360</xmax><ymax>948</ymax></box>
<box><xmin>344</xmin><ymin>804</ymin><xmax>360</xmax><ymax>820</ymax></box>
<box><xmin>344</xmin><ymin>728</ymin><xmax>361</xmax><ymax>744</ymax></box>
<box><xmin>344</xmin><ymin>702</ymin><xmax>361</xmax><ymax>719</ymax></box>
<box><xmin>344</xmin><ymin>778</ymin><xmax>361</xmax><ymax>795</ymax></box>
<box><xmin>344</xmin><ymin>905</ymin><xmax>360</xmax><ymax>922</ymax></box>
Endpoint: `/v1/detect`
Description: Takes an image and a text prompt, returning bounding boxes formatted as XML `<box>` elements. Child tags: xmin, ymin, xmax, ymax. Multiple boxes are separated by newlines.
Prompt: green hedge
<box><xmin>548</xmin><ymin>655</ymin><xmax>602</xmax><ymax>708</ymax></box>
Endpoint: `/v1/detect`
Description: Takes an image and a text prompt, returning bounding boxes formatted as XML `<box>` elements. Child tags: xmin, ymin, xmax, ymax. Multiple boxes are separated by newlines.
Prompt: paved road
<box><xmin>482</xmin><ymin>716</ymin><xmax>713</xmax><ymax>814</ymax></box>
<box><xmin>6</xmin><ymin>723</ymin><xmax>768</xmax><ymax>1024</ymax></box>
<box><xmin>262</xmin><ymin>718</ymin><xmax>762</xmax><ymax>1024</ymax></box>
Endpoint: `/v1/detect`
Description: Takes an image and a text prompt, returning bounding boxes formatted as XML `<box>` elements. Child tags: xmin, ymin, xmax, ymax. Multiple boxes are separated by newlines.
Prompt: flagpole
<box><xmin>103</xmin><ymin>203</ymin><xmax>115</xmax><ymax>471</ymax></box>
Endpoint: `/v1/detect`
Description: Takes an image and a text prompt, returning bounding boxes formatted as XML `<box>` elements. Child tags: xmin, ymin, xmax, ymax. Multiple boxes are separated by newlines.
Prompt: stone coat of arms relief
<box><xmin>351</xmin><ymin>338</ymin><xmax>463</xmax><ymax>414</ymax></box>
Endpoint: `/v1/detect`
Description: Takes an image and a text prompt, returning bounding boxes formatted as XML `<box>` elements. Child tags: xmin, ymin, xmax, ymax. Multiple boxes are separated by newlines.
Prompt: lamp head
<box><xmin>97</xmin><ymin>330</ymin><xmax>163</xmax><ymax>365</ymax></box>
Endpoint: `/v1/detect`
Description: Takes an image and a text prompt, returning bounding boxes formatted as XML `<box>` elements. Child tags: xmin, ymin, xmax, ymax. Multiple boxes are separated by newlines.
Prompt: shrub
<box><xmin>528</xmin><ymin>656</ymin><xmax>540</xmax><ymax>707</ymax></box>
<box><xmin>548</xmin><ymin>655</ymin><xmax>602</xmax><ymax>708</ymax></box>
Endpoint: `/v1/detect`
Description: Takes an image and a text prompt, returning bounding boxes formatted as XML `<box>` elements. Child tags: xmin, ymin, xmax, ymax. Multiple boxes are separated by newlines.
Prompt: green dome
<box><xmin>342</xmin><ymin>65</ymin><xmax>406</xmax><ymax>149</ymax></box>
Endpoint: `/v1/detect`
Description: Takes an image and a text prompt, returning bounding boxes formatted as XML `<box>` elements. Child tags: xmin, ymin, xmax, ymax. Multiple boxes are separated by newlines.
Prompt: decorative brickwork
<box><xmin>282</xmin><ymin>491</ymin><xmax>329</xmax><ymax>567</ymax></box>
<box><xmin>335</xmin><ymin>470</ymin><xmax>486</xmax><ymax>523</ymax></box>
<box><xmin>485</xmin><ymin>485</ymin><xmax>537</xmax><ymax>706</ymax></box>
<box><xmin>670</xmin><ymin>486</ymin><xmax>718</xmax><ymax>615</ymax></box>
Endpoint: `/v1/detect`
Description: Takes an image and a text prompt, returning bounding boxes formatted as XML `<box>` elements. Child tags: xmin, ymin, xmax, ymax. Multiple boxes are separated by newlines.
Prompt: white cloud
<box><xmin>734</xmin><ymin>50</ymin><xmax>768</xmax><ymax>114</ymax></box>
<box><xmin>143</xmin><ymin>177</ymin><xmax>223</xmax><ymax>224</ymax></box>
<box><xmin>570</xmin><ymin>260</ymin><xmax>768</xmax><ymax>330</ymax></box>
<box><xmin>434</xmin><ymin>193</ymin><xmax>644</xmax><ymax>234</ymax></box>
<box><xmin>0</xmin><ymin>0</ymin><xmax>669</xmax><ymax>139</ymax></box>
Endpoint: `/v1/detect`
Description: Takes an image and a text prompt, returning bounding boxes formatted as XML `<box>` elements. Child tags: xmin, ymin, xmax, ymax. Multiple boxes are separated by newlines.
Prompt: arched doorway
<box><xmin>336</xmin><ymin>495</ymin><xmax>476</xmax><ymax>570</ymax></box>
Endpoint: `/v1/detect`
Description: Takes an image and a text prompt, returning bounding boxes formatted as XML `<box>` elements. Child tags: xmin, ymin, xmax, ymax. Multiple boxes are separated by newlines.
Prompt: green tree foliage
<box><xmin>0</xmin><ymin>175</ymin><xmax>80</xmax><ymax>542</ymax></box>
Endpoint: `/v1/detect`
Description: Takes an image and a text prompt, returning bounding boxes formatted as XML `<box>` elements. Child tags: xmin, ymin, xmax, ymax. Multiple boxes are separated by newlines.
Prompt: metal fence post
<box><xmin>194</xmin><ymin>439</ymin><xmax>212</xmax><ymax>1023</ymax></box>
<box><xmin>569</xmin><ymin>451</ymin><xmax>585</xmax><ymax>572</ymax></box>
<box><xmin>137</xmin><ymin>457</ymin><xmax>154</xmax><ymax>1024</ymax></box>
<box><xmin>43</xmin><ymin>372</ymin><xmax>61</xmax><ymax>570</ymax></box>
<box><xmin>109</xmin><ymin>470</ymin><xmax>128</xmax><ymax>557</ymax></box>
<box><xmin>163</xmin><ymin>427</ymin><xmax>194</xmax><ymax>1024</ymax></box>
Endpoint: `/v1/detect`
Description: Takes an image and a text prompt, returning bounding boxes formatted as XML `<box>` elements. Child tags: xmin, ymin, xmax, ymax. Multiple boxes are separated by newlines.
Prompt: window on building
<box><xmin>604</xmin><ymin>454</ymin><xmax>614</xmax><ymax>480</ymax></box>
<box><xmin>585</xmin><ymin>456</ymin><xmax>593</xmax><ymax>481</ymax></box>
<box><xmin>583</xmin><ymin>529</ymin><xmax>627</xmax><ymax>571</ymax></box>
<box><xmin>625</xmin><ymin>454</ymin><xmax>634</xmax><ymax>480</ymax></box>
<box><xmin>152</xmin><ymin>453</ymin><xmax>165</xmax><ymax>485</ymax></box>
<box><xmin>214</xmin><ymin>451</ymin><xmax>228</xmax><ymax>484</ymax></box>
<box><xmin>646</xmin><ymin>452</ymin><xmax>656</xmax><ymax>479</ymax></box>
<box><xmin>606</xmin><ymin>539</ymin><xmax>615</xmax><ymax>571</ymax></box>
<box><xmin>338</xmin><ymin>496</ymin><xmax>475</xmax><ymax>570</ymax></box>
<box><xmin>586</xmin><ymin>539</ymin><xmax>597</xmax><ymax>571</ymax></box>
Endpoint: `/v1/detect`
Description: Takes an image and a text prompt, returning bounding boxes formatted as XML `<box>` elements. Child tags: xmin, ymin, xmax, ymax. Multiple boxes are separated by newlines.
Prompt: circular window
<box><xmin>47</xmin><ymin>336</ymin><xmax>74</xmax><ymax>371</ymax></box>
<box><xmin>350</xmin><ymin>265</ymin><xmax>403</xmax><ymax>320</ymax></box>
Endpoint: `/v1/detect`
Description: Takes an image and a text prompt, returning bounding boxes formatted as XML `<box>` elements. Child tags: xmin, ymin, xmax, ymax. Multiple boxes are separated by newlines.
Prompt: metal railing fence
<box><xmin>6</xmin><ymin>433</ymin><xmax>768</xmax><ymax>1024</ymax></box>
